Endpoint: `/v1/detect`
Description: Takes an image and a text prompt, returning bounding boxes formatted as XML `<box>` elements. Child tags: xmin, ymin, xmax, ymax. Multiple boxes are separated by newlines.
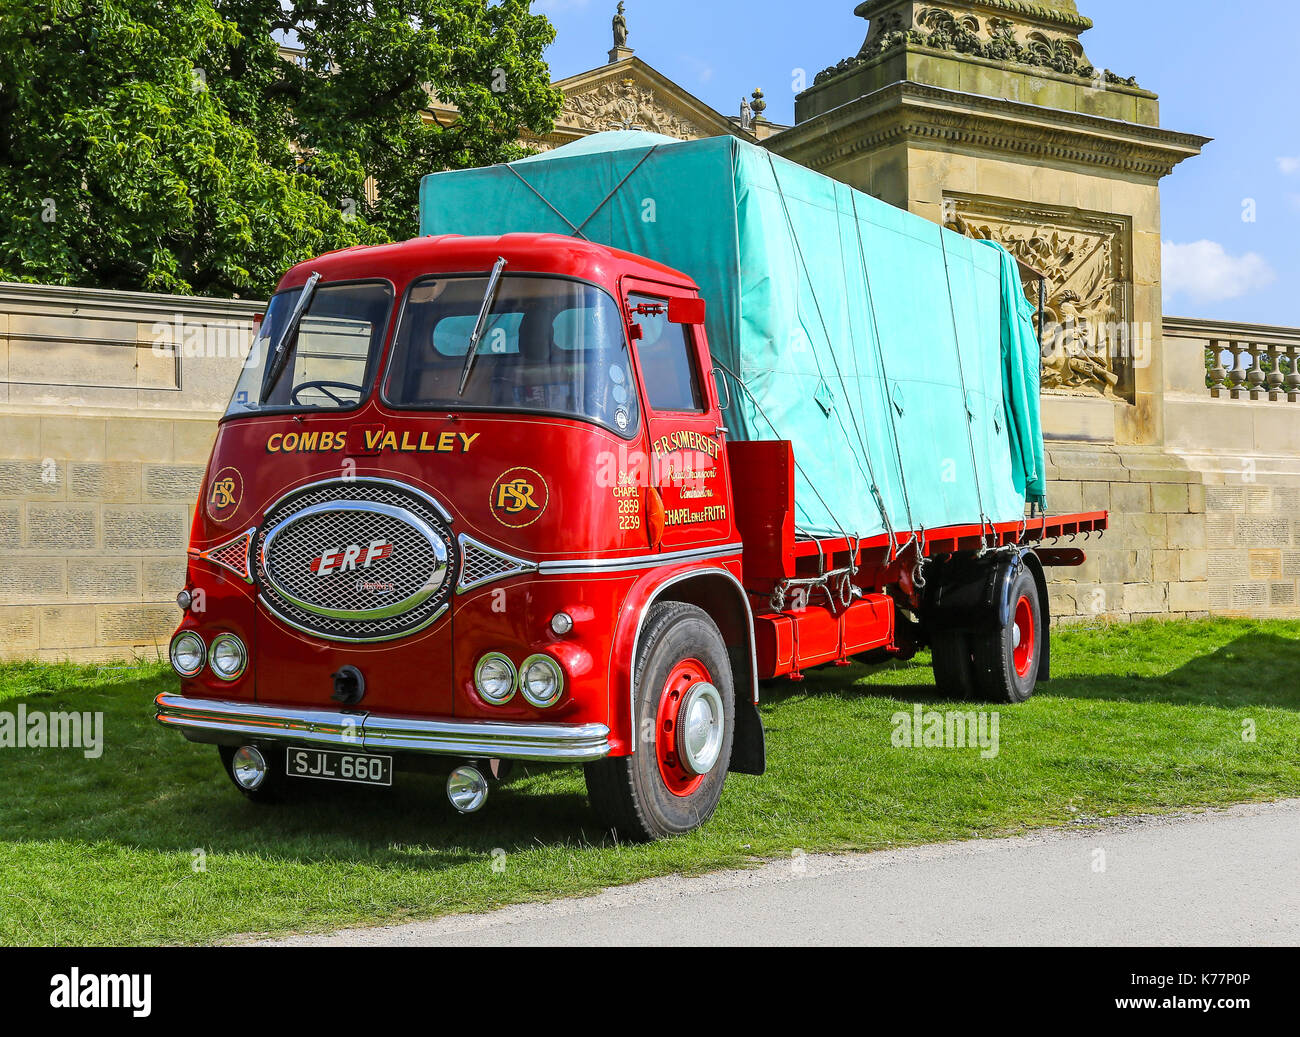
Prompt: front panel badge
<box><xmin>490</xmin><ymin>467</ymin><xmax>549</xmax><ymax>528</ymax></box>
<box><xmin>206</xmin><ymin>467</ymin><xmax>244</xmax><ymax>522</ymax></box>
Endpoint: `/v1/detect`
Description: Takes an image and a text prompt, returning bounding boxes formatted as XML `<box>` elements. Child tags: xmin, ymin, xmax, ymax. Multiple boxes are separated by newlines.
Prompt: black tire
<box><xmin>585</xmin><ymin>601</ymin><xmax>735</xmax><ymax>841</ymax></box>
<box><xmin>218</xmin><ymin>744</ymin><xmax>286</xmax><ymax>803</ymax></box>
<box><xmin>971</xmin><ymin>566</ymin><xmax>1043</xmax><ymax>704</ymax></box>
<box><xmin>930</xmin><ymin>628</ymin><xmax>977</xmax><ymax>700</ymax></box>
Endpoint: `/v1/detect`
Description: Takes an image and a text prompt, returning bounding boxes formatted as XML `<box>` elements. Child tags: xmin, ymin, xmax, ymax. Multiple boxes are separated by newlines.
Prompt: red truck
<box><xmin>156</xmin><ymin>232</ymin><xmax>1105</xmax><ymax>841</ymax></box>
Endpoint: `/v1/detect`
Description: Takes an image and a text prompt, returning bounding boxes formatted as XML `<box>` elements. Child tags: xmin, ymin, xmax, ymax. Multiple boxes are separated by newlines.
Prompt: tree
<box><xmin>0</xmin><ymin>0</ymin><xmax>562</xmax><ymax>297</ymax></box>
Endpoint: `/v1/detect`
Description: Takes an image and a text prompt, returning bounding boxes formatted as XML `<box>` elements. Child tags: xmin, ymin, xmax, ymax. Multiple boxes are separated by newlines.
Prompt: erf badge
<box><xmin>490</xmin><ymin>467</ymin><xmax>548</xmax><ymax>528</ymax></box>
<box><xmin>206</xmin><ymin>467</ymin><xmax>244</xmax><ymax>522</ymax></box>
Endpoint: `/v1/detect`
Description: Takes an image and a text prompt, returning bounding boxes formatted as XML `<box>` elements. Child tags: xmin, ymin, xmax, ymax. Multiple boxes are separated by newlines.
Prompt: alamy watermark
<box><xmin>50</xmin><ymin>969</ymin><xmax>150</xmax><ymax>1017</ymax></box>
<box><xmin>0</xmin><ymin>706</ymin><xmax>103</xmax><ymax>759</ymax></box>
<box><xmin>151</xmin><ymin>315</ymin><xmax>258</xmax><ymax>360</ymax></box>
<box><xmin>891</xmin><ymin>705</ymin><xmax>1000</xmax><ymax>760</ymax></box>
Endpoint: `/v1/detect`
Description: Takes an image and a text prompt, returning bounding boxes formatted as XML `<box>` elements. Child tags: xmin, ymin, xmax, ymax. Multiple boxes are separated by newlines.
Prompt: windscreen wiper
<box><xmin>260</xmin><ymin>270</ymin><xmax>322</xmax><ymax>403</ymax></box>
<box><xmin>458</xmin><ymin>257</ymin><xmax>508</xmax><ymax>396</ymax></box>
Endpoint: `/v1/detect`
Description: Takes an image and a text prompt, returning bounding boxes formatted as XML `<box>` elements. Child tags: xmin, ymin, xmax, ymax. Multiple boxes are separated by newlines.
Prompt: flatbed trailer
<box><xmin>729</xmin><ymin>438</ymin><xmax>1104</xmax><ymax>681</ymax></box>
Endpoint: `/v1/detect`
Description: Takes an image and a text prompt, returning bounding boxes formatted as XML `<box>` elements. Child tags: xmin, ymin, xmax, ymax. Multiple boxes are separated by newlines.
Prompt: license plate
<box><xmin>285</xmin><ymin>747</ymin><xmax>393</xmax><ymax>787</ymax></box>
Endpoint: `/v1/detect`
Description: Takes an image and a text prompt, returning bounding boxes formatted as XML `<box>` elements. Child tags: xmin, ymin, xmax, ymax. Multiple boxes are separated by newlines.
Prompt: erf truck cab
<box><xmin>157</xmin><ymin>232</ymin><xmax>1106</xmax><ymax>841</ymax></box>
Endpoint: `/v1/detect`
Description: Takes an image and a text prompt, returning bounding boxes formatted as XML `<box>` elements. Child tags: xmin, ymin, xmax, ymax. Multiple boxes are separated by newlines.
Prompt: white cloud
<box><xmin>1162</xmin><ymin>240</ymin><xmax>1276</xmax><ymax>303</ymax></box>
<box><xmin>1277</xmin><ymin>156</ymin><xmax>1300</xmax><ymax>175</ymax></box>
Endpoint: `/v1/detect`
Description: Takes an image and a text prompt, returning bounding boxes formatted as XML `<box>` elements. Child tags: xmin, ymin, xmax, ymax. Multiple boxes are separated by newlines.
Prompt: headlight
<box><xmin>474</xmin><ymin>653</ymin><xmax>517</xmax><ymax>705</ymax></box>
<box><xmin>169</xmin><ymin>632</ymin><xmax>206</xmax><ymax>677</ymax></box>
<box><xmin>209</xmin><ymin>634</ymin><xmax>247</xmax><ymax>681</ymax></box>
<box><xmin>519</xmin><ymin>654</ymin><xmax>564</xmax><ymax>708</ymax></box>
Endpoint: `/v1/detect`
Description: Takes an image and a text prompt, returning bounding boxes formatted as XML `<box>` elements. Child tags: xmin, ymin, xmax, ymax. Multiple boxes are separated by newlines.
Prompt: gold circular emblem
<box><xmin>206</xmin><ymin>467</ymin><xmax>244</xmax><ymax>522</ymax></box>
<box><xmin>489</xmin><ymin>467</ymin><xmax>549</xmax><ymax>528</ymax></box>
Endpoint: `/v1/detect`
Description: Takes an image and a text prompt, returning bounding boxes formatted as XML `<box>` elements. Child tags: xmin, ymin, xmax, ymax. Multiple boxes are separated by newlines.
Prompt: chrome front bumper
<box><xmin>154</xmin><ymin>693</ymin><xmax>612</xmax><ymax>763</ymax></box>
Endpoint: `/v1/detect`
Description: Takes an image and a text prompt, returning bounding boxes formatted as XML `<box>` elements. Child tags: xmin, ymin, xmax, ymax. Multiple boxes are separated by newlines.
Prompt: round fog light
<box><xmin>474</xmin><ymin>653</ymin><xmax>517</xmax><ymax>705</ymax></box>
<box><xmin>550</xmin><ymin>612</ymin><xmax>574</xmax><ymax>636</ymax></box>
<box><xmin>231</xmin><ymin>746</ymin><xmax>268</xmax><ymax>791</ymax></box>
<box><xmin>447</xmin><ymin>766</ymin><xmax>489</xmax><ymax>814</ymax></box>
<box><xmin>176</xmin><ymin>590</ymin><xmax>192</xmax><ymax>611</ymax></box>
<box><xmin>209</xmin><ymin>634</ymin><xmax>247</xmax><ymax>681</ymax></box>
<box><xmin>519</xmin><ymin>654</ymin><xmax>564</xmax><ymax>708</ymax></box>
<box><xmin>169</xmin><ymin>631</ymin><xmax>206</xmax><ymax>677</ymax></box>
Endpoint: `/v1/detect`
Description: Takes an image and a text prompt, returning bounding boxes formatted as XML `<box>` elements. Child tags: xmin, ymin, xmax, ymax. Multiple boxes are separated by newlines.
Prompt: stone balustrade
<box><xmin>1197</xmin><ymin>324</ymin><xmax>1300</xmax><ymax>403</ymax></box>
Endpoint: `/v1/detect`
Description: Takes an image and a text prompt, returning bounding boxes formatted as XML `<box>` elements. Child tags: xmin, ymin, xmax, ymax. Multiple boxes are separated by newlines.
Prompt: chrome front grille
<box><xmin>256</xmin><ymin>480</ymin><xmax>457</xmax><ymax>642</ymax></box>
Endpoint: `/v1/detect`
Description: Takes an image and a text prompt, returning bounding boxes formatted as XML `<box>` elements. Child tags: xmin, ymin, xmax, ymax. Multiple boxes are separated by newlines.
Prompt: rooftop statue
<box><xmin>613</xmin><ymin>3</ymin><xmax>628</xmax><ymax>49</ymax></box>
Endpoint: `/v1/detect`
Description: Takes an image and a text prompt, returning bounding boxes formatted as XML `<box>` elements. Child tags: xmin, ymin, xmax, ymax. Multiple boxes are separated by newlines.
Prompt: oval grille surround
<box><xmin>256</xmin><ymin>480</ymin><xmax>457</xmax><ymax>643</ymax></box>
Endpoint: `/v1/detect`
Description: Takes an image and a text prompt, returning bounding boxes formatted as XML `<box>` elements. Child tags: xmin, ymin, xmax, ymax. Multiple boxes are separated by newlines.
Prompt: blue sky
<box><xmin>535</xmin><ymin>0</ymin><xmax>1299</xmax><ymax>327</ymax></box>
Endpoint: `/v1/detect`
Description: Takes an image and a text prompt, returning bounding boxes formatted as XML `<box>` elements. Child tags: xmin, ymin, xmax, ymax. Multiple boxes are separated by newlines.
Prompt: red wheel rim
<box><xmin>655</xmin><ymin>658</ymin><xmax>710</xmax><ymax>797</ymax></box>
<box><xmin>1012</xmin><ymin>594</ymin><xmax>1035</xmax><ymax>678</ymax></box>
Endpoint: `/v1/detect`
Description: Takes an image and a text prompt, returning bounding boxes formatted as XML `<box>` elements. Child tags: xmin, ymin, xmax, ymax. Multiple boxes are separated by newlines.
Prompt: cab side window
<box><xmin>630</xmin><ymin>294</ymin><xmax>705</xmax><ymax>413</ymax></box>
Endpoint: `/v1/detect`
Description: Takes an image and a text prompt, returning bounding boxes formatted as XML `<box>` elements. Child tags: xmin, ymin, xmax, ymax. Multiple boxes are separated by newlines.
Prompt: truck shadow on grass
<box><xmin>0</xmin><ymin>675</ymin><xmax>618</xmax><ymax>865</ymax></box>
<box><xmin>761</xmin><ymin>630</ymin><xmax>1300</xmax><ymax>713</ymax></box>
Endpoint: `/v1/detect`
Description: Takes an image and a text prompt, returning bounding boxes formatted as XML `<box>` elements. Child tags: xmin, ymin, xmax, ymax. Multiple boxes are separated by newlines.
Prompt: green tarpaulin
<box><xmin>420</xmin><ymin>132</ymin><xmax>1046</xmax><ymax>540</ymax></box>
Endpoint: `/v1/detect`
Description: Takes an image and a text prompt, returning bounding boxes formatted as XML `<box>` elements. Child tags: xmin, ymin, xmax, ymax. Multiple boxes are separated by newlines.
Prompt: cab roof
<box><xmin>277</xmin><ymin>232</ymin><xmax>697</xmax><ymax>294</ymax></box>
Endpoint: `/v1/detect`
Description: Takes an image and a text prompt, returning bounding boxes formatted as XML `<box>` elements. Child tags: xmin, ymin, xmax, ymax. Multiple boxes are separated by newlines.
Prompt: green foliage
<box><xmin>0</xmin><ymin>0</ymin><xmax>561</xmax><ymax>296</ymax></box>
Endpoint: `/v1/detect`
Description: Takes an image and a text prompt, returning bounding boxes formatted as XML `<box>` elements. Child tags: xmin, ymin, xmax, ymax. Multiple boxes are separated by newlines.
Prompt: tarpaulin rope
<box><xmin>937</xmin><ymin>229</ymin><xmax>994</xmax><ymax>553</ymax></box>
<box><xmin>571</xmin><ymin>146</ymin><xmax>661</xmax><ymax>237</ymax></box>
<box><xmin>763</xmin><ymin>153</ymin><xmax>895</xmax><ymax>554</ymax></box>
<box><xmin>713</xmin><ymin>359</ymin><xmax>856</xmax><ymax>548</ymax></box>
<box><xmin>848</xmin><ymin>190</ymin><xmax>920</xmax><ymax>563</ymax></box>
<box><xmin>503</xmin><ymin>164</ymin><xmax>588</xmax><ymax>239</ymax></box>
<box><xmin>504</xmin><ymin>146</ymin><xmax>664</xmax><ymax>243</ymax></box>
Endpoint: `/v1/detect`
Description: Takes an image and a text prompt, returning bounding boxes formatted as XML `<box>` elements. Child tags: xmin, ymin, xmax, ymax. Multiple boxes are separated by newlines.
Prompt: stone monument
<box><xmin>772</xmin><ymin>0</ymin><xmax>1209</xmax><ymax>448</ymax></box>
<box><xmin>768</xmin><ymin>2</ymin><xmax>1247</xmax><ymax>623</ymax></box>
<box><xmin>609</xmin><ymin>2</ymin><xmax>634</xmax><ymax>64</ymax></box>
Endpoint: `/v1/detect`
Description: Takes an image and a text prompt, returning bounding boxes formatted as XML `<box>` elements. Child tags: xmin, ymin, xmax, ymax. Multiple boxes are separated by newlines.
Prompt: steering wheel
<box><xmin>291</xmin><ymin>380</ymin><xmax>364</xmax><ymax>406</ymax></box>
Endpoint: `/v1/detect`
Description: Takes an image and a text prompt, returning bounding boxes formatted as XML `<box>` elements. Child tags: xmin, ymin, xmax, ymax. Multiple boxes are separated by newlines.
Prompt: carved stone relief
<box><xmin>561</xmin><ymin>79</ymin><xmax>712</xmax><ymax>140</ymax></box>
<box><xmin>944</xmin><ymin>196</ymin><xmax>1134</xmax><ymax>401</ymax></box>
<box><xmin>816</xmin><ymin>1</ymin><xmax>1137</xmax><ymax>88</ymax></box>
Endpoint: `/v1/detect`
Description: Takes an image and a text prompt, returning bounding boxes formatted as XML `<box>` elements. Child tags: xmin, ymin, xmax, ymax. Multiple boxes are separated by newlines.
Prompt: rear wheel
<box><xmin>930</xmin><ymin>628</ymin><xmax>977</xmax><ymax>700</ymax></box>
<box><xmin>585</xmin><ymin>602</ymin><xmax>735</xmax><ymax>841</ymax></box>
<box><xmin>971</xmin><ymin>567</ymin><xmax>1042</xmax><ymax>704</ymax></box>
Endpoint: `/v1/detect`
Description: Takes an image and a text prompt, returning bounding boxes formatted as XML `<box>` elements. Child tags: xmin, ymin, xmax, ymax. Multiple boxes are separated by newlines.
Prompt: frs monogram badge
<box><xmin>205</xmin><ymin>467</ymin><xmax>244</xmax><ymax>522</ymax></box>
<box><xmin>490</xmin><ymin>467</ymin><xmax>548</xmax><ymax>528</ymax></box>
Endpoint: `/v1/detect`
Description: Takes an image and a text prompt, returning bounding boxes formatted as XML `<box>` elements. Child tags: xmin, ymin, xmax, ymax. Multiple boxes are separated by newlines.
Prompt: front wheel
<box><xmin>971</xmin><ymin>566</ymin><xmax>1043</xmax><ymax>704</ymax></box>
<box><xmin>585</xmin><ymin>602</ymin><xmax>735</xmax><ymax>841</ymax></box>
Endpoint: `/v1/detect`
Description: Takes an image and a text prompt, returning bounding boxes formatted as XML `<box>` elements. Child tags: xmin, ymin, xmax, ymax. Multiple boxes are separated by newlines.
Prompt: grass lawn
<box><xmin>1</xmin><ymin>617</ymin><xmax>1297</xmax><ymax>946</ymax></box>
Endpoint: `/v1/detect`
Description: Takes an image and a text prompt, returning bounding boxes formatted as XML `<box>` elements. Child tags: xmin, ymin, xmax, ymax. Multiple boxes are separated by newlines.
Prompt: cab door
<box><xmin>622</xmin><ymin>278</ymin><xmax>733</xmax><ymax>552</ymax></box>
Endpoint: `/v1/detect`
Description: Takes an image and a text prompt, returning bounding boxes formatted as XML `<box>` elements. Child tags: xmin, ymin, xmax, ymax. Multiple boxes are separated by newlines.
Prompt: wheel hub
<box><xmin>654</xmin><ymin>658</ymin><xmax>721</xmax><ymax>797</ymax></box>
<box><xmin>1012</xmin><ymin>594</ymin><xmax>1035</xmax><ymax>679</ymax></box>
<box><xmin>677</xmin><ymin>682</ymin><xmax>725</xmax><ymax>776</ymax></box>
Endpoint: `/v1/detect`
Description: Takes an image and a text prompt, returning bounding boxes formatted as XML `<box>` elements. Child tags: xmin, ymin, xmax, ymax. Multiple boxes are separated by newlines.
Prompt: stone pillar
<box><xmin>767</xmin><ymin>1</ymin><xmax>1222</xmax><ymax>622</ymax></box>
<box><xmin>770</xmin><ymin>0</ymin><xmax>1208</xmax><ymax>449</ymax></box>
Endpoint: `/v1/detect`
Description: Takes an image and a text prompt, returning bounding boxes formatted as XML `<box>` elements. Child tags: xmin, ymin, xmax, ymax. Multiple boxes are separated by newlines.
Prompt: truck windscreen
<box><xmin>383</xmin><ymin>275</ymin><xmax>641</xmax><ymax>438</ymax></box>
<box><xmin>224</xmin><ymin>280</ymin><xmax>393</xmax><ymax>418</ymax></box>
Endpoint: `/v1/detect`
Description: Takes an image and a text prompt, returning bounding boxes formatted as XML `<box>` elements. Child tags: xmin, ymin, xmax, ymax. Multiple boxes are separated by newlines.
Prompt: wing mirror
<box><xmin>667</xmin><ymin>297</ymin><xmax>706</xmax><ymax>325</ymax></box>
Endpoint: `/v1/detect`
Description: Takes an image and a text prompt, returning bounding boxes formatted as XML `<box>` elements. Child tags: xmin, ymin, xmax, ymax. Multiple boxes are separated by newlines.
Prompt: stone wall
<box><xmin>1043</xmin><ymin>445</ymin><xmax>1209</xmax><ymax>623</ymax></box>
<box><xmin>1162</xmin><ymin>317</ymin><xmax>1300</xmax><ymax>620</ymax></box>
<box><xmin>2</xmin><ymin>300</ymin><xmax>1299</xmax><ymax>661</ymax></box>
<box><xmin>0</xmin><ymin>283</ymin><xmax>255</xmax><ymax>661</ymax></box>
<box><xmin>1042</xmin><ymin>317</ymin><xmax>1300</xmax><ymax>625</ymax></box>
